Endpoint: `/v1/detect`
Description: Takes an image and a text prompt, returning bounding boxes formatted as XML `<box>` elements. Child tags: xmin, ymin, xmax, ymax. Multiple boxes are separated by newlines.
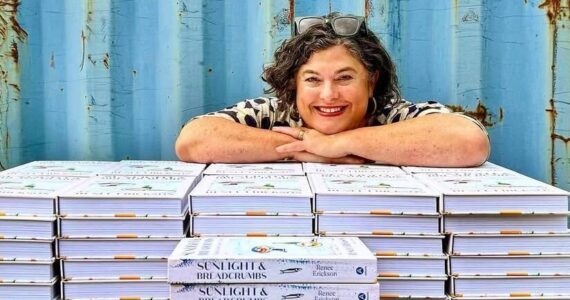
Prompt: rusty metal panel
<box><xmin>1</xmin><ymin>0</ymin><xmax>568</xmax><ymax>193</ymax></box>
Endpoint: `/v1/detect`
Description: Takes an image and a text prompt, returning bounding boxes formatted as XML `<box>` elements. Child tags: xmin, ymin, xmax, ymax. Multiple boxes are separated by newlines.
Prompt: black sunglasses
<box><xmin>292</xmin><ymin>15</ymin><xmax>366</xmax><ymax>37</ymax></box>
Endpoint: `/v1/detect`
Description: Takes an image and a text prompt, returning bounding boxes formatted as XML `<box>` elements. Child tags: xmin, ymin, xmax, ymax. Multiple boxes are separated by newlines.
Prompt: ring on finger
<box><xmin>297</xmin><ymin>129</ymin><xmax>306</xmax><ymax>140</ymax></box>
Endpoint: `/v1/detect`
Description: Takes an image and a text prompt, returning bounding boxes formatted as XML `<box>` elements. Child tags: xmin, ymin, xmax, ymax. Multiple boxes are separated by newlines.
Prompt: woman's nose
<box><xmin>320</xmin><ymin>81</ymin><xmax>339</xmax><ymax>101</ymax></box>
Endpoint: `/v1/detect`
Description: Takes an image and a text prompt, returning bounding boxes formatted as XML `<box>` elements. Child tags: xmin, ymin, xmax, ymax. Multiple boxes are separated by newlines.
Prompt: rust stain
<box><xmin>365</xmin><ymin>0</ymin><xmax>371</xmax><ymax>18</ymax></box>
<box><xmin>447</xmin><ymin>101</ymin><xmax>502</xmax><ymax>128</ymax></box>
<box><xmin>8</xmin><ymin>83</ymin><xmax>19</xmax><ymax>92</ymax></box>
<box><xmin>103</xmin><ymin>53</ymin><xmax>109</xmax><ymax>69</ymax></box>
<box><xmin>9</xmin><ymin>42</ymin><xmax>18</xmax><ymax>65</ymax></box>
<box><xmin>288</xmin><ymin>0</ymin><xmax>294</xmax><ymax>23</ymax></box>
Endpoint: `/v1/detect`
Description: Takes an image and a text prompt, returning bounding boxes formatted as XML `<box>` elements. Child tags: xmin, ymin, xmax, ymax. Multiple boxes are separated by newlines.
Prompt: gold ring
<box><xmin>297</xmin><ymin>129</ymin><xmax>306</xmax><ymax>140</ymax></box>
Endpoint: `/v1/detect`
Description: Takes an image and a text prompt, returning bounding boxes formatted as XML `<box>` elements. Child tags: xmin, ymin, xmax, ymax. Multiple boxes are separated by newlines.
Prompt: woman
<box><xmin>175</xmin><ymin>13</ymin><xmax>490</xmax><ymax>166</ymax></box>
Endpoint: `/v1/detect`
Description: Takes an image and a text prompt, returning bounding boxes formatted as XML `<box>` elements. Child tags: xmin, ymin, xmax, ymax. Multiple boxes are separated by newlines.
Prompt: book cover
<box><xmin>450</xmin><ymin>232</ymin><xmax>570</xmax><ymax>255</ymax></box>
<box><xmin>0</xmin><ymin>277</ymin><xmax>58</xmax><ymax>300</ymax></box>
<box><xmin>57</xmin><ymin>236</ymin><xmax>181</xmax><ymax>258</ymax></box>
<box><xmin>191</xmin><ymin>214</ymin><xmax>314</xmax><ymax>236</ymax></box>
<box><xmin>317</xmin><ymin>213</ymin><xmax>440</xmax><ymax>235</ymax></box>
<box><xmin>170</xmin><ymin>283</ymin><xmax>379</xmax><ymax>300</ymax></box>
<box><xmin>308</xmin><ymin>173</ymin><xmax>439</xmax><ymax>214</ymax></box>
<box><xmin>0</xmin><ymin>214</ymin><xmax>56</xmax><ymax>238</ymax></box>
<box><xmin>61</xmin><ymin>278</ymin><xmax>168</xmax><ymax>299</ymax></box>
<box><xmin>61</xmin><ymin>257</ymin><xmax>168</xmax><ymax>279</ymax></box>
<box><xmin>3</xmin><ymin>160</ymin><xmax>118</xmax><ymax>177</ymax></box>
<box><xmin>450</xmin><ymin>254</ymin><xmax>570</xmax><ymax>276</ymax></box>
<box><xmin>190</xmin><ymin>175</ymin><xmax>312</xmax><ymax>214</ymax></box>
<box><xmin>0</xmin><ymin>237</ymin><xmax>55</xmax><ymax>260</ymax></box>
<box><xmin>322</xmin><ymin>233</ymin><xmax>445</xmax><ymax>256</ymax></box>
<box><xmin>168</xmin><ymin>237</ymin><xmax>377</xmax><ymax>283</ymax></box>
<box><xmin>0</xmin><ymin>174</ymin><xmax>86</xmax><ymax>215</ymax></box>
<box><xmin>451</xmin><ymin>274</ymin><xmax>570</xmax><ymax>296</ymax></box>
<box><xmin>203</xmin><ymin>163</ymin><xmax>304</xmax><ymax>176</ymax></box>
<box><xmin>58</xmin><ymin>175</ymin><xmax>198</xmax><ymax>215</ymax></box>
<box><xmin>303</xmin><ymin>162</ymin><xmax>405</xmax><ymax>175</ymax></box>
<box><xmin>0</xmin><ymin>258</ymin><xmax>55</xmax><ymax>281</ymax></box>
<box><xmin>376</xmin><ymin>276</ymin><xmax>447</xmax><ymax>298</ymax></box>
<box><xmin>103</xmin><ymin>160</ymin><xmax>206</xmax><ymax>176</ymax></box>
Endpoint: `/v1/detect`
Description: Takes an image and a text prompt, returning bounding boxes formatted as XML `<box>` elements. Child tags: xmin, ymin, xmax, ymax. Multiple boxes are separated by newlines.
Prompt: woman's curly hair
<box><xmin>262</xmin><ymin>13</ymin><xmax>401</xmax><ymax>117</ymax></box>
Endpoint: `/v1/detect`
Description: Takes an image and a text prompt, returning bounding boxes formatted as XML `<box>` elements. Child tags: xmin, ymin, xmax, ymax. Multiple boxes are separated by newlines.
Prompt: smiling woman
<box><xmin>175</xmin><ymin>12</ymin><xmax>490</xmax><ymax>167</ymax></box>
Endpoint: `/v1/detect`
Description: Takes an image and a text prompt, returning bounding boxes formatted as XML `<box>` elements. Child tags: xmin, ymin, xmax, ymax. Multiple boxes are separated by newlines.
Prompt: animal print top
<box><xmin>194</xmin><ymin>97</ymin><xmax>488</xmax><ymax>135</ymax></box>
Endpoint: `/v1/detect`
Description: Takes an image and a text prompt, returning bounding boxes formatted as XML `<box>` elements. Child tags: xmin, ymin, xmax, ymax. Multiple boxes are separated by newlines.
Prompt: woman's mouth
<box><xmin>314</xmin><ymin>106</ymin><xmax>347</xmax><ymax>116</ymax></box>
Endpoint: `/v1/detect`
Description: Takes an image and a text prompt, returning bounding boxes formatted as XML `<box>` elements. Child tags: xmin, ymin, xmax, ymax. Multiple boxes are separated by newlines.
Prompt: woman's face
<box><xmin>295</xmin><ymin>44</ymin><xmax>376</xmax><ymax>135</ymax></box>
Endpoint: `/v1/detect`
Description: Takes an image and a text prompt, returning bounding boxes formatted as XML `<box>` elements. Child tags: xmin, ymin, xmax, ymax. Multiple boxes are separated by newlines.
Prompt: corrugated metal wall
<box><xmin>1</xmin><ymin>0</ymin><xmax>568</xmax><ymax>191</ymax></box>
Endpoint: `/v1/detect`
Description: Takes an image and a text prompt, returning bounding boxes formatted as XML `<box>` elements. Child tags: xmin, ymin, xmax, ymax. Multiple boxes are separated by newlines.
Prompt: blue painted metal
<box><xmin>1</xmin><ymin>0</ymin><xmax>569</xmax><ymax>192</ymax></box>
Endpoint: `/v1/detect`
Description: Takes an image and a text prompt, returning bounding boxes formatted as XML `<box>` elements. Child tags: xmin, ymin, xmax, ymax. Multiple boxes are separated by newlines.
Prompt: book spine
<box><xmin>168</xmin><ymin>258</ymin><xmax>377</xmax><ymax>283</ymax></box>
<box><xmin>170</xmin><ymin>283</ymin><xmax>379</xmax><ymax>300</ymax></box>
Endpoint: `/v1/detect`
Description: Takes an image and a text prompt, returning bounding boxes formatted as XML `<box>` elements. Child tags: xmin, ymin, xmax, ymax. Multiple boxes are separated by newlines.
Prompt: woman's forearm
<box><xmin>336</xmin><ymin>113</ymin><xmax>490</xmax><ymax>167</ymax></box>
<box><xmin>175</xmin><ymin>117</ymin><xmax>295</xmax><ymax>163</ymax></box>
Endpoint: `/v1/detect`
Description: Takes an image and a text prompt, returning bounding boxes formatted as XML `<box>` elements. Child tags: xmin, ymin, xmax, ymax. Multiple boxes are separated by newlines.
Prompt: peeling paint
<box><xmin>289</xmin><ymin>0</ymin><xmax>295</xmax><ymax>23</ymax></box>
<box><xmin>272</xmin><ymin>8</ymin><xmax>290</xmax><ymax>32</ymax></box>
<box><xmin>447</xmin><ymin>101</ymin><xmax>503</xmax><ymax>128</ymax></box>
<box><xmin>539</xmin><ymin>0</ymin><xmax>570</xmax><ymax>24</ymax></box>
<box><xmin>0</xmin><ymin>0</ymin><xmax>27</xmax><ymax>170</ymax></box>
<box><xmin>80</xmin><ymin>30</ymin><xmax>86</xmax><ymax>71</ymax></box>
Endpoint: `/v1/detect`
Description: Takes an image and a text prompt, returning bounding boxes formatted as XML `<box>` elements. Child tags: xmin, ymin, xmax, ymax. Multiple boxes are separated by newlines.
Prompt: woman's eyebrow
<box><xmin>335</xmin><ymin>67</ymin><xmax>357</xmax><ymax>74</ymax></box>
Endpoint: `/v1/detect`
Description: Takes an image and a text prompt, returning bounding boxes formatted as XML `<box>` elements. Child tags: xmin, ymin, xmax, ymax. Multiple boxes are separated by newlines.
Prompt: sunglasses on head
<box><xmin>292</xmin><ymin>15</ymin><xmax>366</xmax><ymax>37</ymax></box>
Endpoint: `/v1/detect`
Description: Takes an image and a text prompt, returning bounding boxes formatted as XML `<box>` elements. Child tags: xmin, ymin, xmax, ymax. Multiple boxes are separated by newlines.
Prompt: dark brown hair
<box><xmin>262</xmin><ymin>13</ymin><xmax>401</xmax><ymax>116</ymax></box>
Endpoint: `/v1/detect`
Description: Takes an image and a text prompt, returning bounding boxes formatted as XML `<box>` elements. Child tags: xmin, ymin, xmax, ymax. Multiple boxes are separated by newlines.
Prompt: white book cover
<box><xmin>57</xmin><ymin>236</ymin><xmax>181</xmax><ymax>257</ymax></box>
<box><xmin>58</xmin><ymin>175</ymin><xmax>197</xmax><ymax>215</ymax></box>
<box><xmin>317</xmin><ymin>213</ymin><xmax>440</xmax><ymax>235</ymax></box>
<box><xmin>450</xmin><ymin>232</ymin><xmax>570</xmax><ymax>255</ymax></box>
<box><xmin>3</xmin><ymin>160</ymin><xmax>118</xmax><ymax>177</ymax></box>
<box><xmin>170</xmin><ymin>283</ymin><xmax>379</xmax><ymax>300</ymax></box>
<box><xmin>402</xmin><ymin>161</ymin><xmax>509</xmax><ymax>174</ymax></box>
<box><xmin>168</xmin><ymin>237</ymin><xmax>377</xmax><ymax>283</ymax></box>
<box><xmin>451</xmin><ymin>275</ymin><xmax>570</xmax><ymax>296</ymax></box>
<box><xmin>443</xmin><ymin>212</ymin><xmax>569</xmax><ymax>234</ymax></box>
<box><xmin>416</xmin><ymin>172</ymin><xmax>569</xmax><ymax>214</ymax></box>
<box><xmin>0</xmin><ymin>258</ymin><xmax>55</xmax><ymax>281</ymax></box>
<box><xmin>376</xmin><ymin>254</ymin><xmax>448</xmax><ymax>277</ymax></box>
<box><xmin>0</xmin><ymin>175</ymin><xmax>86</xmax><ymax>215</ymax></box>
<box><xmin>323</xmin><ymin>233</ymin><xmax>445</xmax><ymax>255</ymax></box>
<box><xmin>101</xmin><ymin>160</ymin><xmax>206</xmax><ymax>176</ymax></box>
<box><xmin>190</xmin><ymin>175</ymin><xmax>312</xmax><ymax>214</ymax></box>
<box><xmin>303</xmin><ymin>162</ymin><xmax>405</xmax><ymax>175</ymax></box>
<box><xmin>0</xmin><ymin>237</ymin><xmax>54</xmax><ymax>259</ymax></box>
<box><xmin>450</xmin><ymin>254</ymin><xmax>570</xmax><ymax>276</ymax></box>
<box><xmin>203</xmin><ymin>163</ymin><xmax>304</xmax><ymax>176</ymax></box>
<box><xmin>308</xmin><ymin>173</ymin><xmax>439</xmax><ymax>214</ymax></box>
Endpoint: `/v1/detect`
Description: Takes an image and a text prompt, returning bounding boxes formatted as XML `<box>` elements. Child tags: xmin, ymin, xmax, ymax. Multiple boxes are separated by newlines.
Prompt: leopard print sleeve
<box><xmin>192</xmin><ymin>97</ymin><xmax>280</xmax><ymax>129</ymax></box>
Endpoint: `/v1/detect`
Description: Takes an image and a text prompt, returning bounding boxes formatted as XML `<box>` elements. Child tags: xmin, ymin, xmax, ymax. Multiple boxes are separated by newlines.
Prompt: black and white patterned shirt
<box><xmin>194</xmin><ymin>97</ymin><xmax>488</xmax><ymax>134</ymax></box>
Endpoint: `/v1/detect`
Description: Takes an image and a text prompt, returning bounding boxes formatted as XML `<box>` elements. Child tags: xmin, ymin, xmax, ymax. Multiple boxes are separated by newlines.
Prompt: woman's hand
<box><xmin>272</xmin><ymin>126</ymin><xmax>360</xmax><ymax>163</ymax></box>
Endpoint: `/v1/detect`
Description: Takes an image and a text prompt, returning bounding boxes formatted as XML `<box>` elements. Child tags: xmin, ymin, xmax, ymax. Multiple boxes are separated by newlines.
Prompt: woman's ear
<box><xmin>369</xmin><ymin>71</ymin><xmax>379</xmax><ymax>97</ymax></box>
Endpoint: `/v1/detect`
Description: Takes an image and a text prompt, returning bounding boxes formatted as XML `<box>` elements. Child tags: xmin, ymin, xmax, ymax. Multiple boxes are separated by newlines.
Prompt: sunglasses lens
<box><xmin>332</xmin><ymin>17</ymin><xmax>360</xmax><ymax>35</ymax></box>
<box><xmin>298</xmin><ymin>17</ymin><xmax>324</xmax><ymax>34</ymax></box>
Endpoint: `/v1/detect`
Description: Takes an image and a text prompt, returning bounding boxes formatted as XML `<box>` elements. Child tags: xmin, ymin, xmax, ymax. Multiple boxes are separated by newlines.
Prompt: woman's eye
<box><xmin>305</xmin><ymin>77</ymin><xmax>320</xmax><ymax>83</ymax></box>
<box><xmin>337</xmin><ymin>75</ymin><xmax>353</xmax><ymax>81</ymax></box>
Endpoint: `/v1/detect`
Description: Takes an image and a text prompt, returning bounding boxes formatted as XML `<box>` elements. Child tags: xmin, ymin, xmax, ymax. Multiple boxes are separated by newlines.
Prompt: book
<box><xmin>0</xmin><ymin>258</ymin><xmax>56</xmax><ymax>281</ymax></box>
<box><xmin>450</xmin><ymin>233</ymin><xmax>570</xmax><ymax>255</ymax></box>
<box><xmin>376</xmin><ymin>254</ymin><xmax>447</xmax><ymax>277</ymax></box>
<box><xmin>450</xmin><ymin>254</ymin><xmax>570</xmax><ymax>276</ymax></box>
<box><xmin>317</xmin><ymin>213</ymin><xmax>440</xmax><ymax>235</ymax></box>
<box><xmin>451</xmin><ymin>275</ymin><xmax>570</xmax><ymax>296</ymax></box>
<box><xmin>190</xmin><ymin>175</ymin><xmax>313</xmax><ymax>214</ymax></box>
<box><xmin>0</xmin><ymin>278</ymin><xmax>58</xmax><ymax>300</ymax></box>
<box><xmin>3</xmin><ymin>160</ymin><xmax>118</xmax><ymax>177</ymax></box>
<box><xmin>443</xmin><ymin>212</ymin><xmax>569</xmax><ymax>234</ymax></box>
<box><xmin>61</xmin><ymin>257</ymin><xmax>168</xmax><ymax>279</ymax></box>
<box><xmin>57</xmin><ymin>236</ymin><xmax>181</xmax><ymax>257</ymax></box>
<box><xmin>103</xmin><ymin>160</ymin><xmax>206</xmax><ymax>176</ymax></box>
<box><xmin>58</xmin><ymin>175</ymin><xmax>198</xmax><ymax>215</ymax></box>
<box><xmin>415</xmin><ymin>171</ymin><xmax>569</xmax><ymax>214</ymax></box>
<box><xmin>191</xmin><ymin>214</ymin><xmax>314</xmax><ymax>236</ymax></box>
<box><xmin>170</xmin><ymin>283</ymin><xmax>379</xmax><ymax>300</ymax></box>
<box><xmin>168</xmin><ymin>237</ymin><xmax>377</xmax><ymax>283</ymax></box>
<box><xmin>61</xmin><ymin>278</ymin><xmax>168</xmax><ymax>299</ymax></box>
<box><xmin>0</xmin><ymin>174</ymin><xmax>86</xmax><ymax>215</ymax></box>
<box><xmin>58</xmin><ymin>214</ymin><xmax>188</xmax><ymax>237</ymax></box>
<box><xmin>0</xmin><ymin>214</ymin><xmax>56</xmax><ymax>238</ymax></box>
<box><xmin>376</xmin><ymin>276</ymin><xmax>447</xmax><ymax>298</ymax></box>
<box><xmin>308</xmin><ymin>173</ymin><xmax>439</xmax><ymax>214</ymax></box>
<box><xmin>0</xmin><ymin>237</ymin><xmax>54</xmax><ymax>259</ymax></box>
<box><xmin>303</xmin><ymin>162</ymin><xmax>406</xmax><ymax>175</ymax></box>
<box><xmin>322</xmin><ymin>233</ymin><xmax>445</xmax><ymax>255</ymax></box>
<box><xmin>402</xmin><ymin>161</ymin><xmax>510</xmax><ymax>174</ymax></box>
<box><xmin>203</xmin><ymin>163</ymin><xmax>304</xmax><ymax>176</ymax></box>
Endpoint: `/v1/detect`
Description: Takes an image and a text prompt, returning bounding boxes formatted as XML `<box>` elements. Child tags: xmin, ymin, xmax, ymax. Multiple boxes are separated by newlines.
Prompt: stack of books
<box><xmin>167</xmin><ymin>236</ymin><xmax>379</xmax><ymax>299</ymax></box>
<box><xmin>102</xmin><ymin>159</ymin><xmax>206</xmax><ymax>177</ymax></box>
<box><xmin>414</xmin><ymin>168</ymin><xmax>570</xmax><ymax>297</ymax></box>
<box><xmin>57</xmin><ymin>173</ymin><xmax>200</xmax><ymax>299</ymax></box>
<box><xmin>307</xmin><ymin>168</ymin><xmax>447</xmax><ymax>298</ymax></box>
<box><xmin>190</xmin><ymin>173</ymin><xmax>313</xmax><ymax>236</ymax></box>
<box><xmin>2</xmin><ymin>160</ymin><xmax>118</xmax><ymax>177</ymax></box>
<box><xmin>0</xmin><ymin>173</ymin><xmax>87</xmax><ymax>299</ymax></box>
<box><xmin>203</xmin><ymin>162</ymin><xmax>305</xmax><ymax>176</ymax></box>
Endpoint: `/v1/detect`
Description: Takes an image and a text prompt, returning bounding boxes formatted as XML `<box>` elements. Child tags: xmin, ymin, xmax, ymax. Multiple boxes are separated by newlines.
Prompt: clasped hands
<box><xmin>272</xmin><ymin>126</ymin><xmax>365</xmax><ymax>164</ymax></box>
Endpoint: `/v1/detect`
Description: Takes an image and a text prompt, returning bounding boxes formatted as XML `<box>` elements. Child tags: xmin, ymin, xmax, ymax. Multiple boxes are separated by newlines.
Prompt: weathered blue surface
<box><xmin>1</xmin><ymin>0</ymin><xmax>568</xmax><ymax>192</ymax></box>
